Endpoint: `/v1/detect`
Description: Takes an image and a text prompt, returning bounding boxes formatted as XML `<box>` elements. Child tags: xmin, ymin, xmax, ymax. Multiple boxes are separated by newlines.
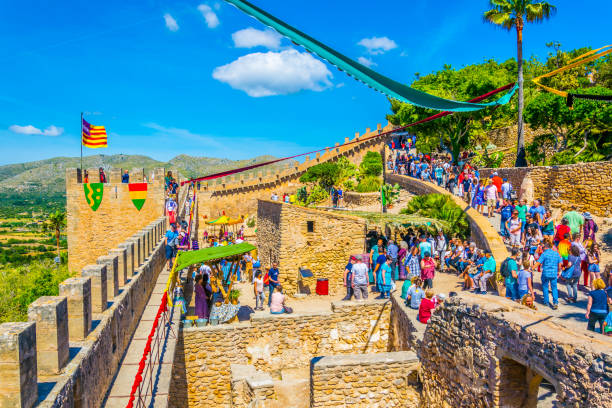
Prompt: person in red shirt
<box><xmin>492</xmin><ymin>172</ymin><xmax>503</xmax><ymax>194</ymax></box>
<box><xmin>418</xmin><ymin>289</ymin><xmax>437</xmax><ymax>324</ymax></box>
<box><xmin>554</xmin><ymin>218</ymin><xmax>571</xmax><ymax>246</ymax></box>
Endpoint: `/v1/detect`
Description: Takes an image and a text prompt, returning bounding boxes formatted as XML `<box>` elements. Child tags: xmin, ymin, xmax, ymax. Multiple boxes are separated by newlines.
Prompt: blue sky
<box><xmin>0</xmin><ymin>0</ymin><xmax>609</xmax><ymax>165</ymax></box>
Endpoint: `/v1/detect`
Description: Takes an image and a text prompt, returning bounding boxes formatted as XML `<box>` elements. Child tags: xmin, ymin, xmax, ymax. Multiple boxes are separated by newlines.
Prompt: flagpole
<box><xmin>80</xmin><ymin>112</ymin><xmax>83</xmax><ymax>172</ymax></box>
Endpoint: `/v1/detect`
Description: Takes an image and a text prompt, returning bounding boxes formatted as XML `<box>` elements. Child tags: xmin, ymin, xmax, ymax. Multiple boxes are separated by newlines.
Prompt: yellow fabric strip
<box><xmin>129</xmin><ymin>191</ymin><xmax>147</xmax><ymax>200</ymax></box>
<box><xmin>90</xmin><ymin>125</ymin><xmax>106</xmax><ymax>130</ymax></box>
<box><xmin>532</xmin><ymin>45</ymin><xmax>612</xmax><ymax>97</ymax></box>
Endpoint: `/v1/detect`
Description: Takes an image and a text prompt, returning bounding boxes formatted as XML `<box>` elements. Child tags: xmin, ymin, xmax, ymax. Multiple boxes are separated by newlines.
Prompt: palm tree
<box><xmin>43</xmin><ymin>210</ymin><xmax>66</xmax><ymax>262</ymax></box>
<box><xmin>484</xmin><ymin>0</ymin><xmax>556</xmax><ymax>167</ymax></box>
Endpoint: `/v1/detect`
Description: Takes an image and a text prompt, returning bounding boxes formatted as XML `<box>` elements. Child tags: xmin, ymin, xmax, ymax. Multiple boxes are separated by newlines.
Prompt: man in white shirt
<box><xmin>271</xmin><ymin>192</ymin><xmax>278</xmax><ymax>201</ymax></box>
<box><xmin>485</xmin><ymin>182</ymin><xmax>498</xmax><ymax>218</ymax></box>
<box><xmin>501</xmin><ymin>179</ymin><xmax>512</xmax><ymax>200</ymax></box>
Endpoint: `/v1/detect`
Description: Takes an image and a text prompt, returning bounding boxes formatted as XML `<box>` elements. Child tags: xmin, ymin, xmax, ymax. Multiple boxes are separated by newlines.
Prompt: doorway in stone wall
<box><xmin>497</xmin><ymin>356</ymin><xmax>557</xmax><ymax>407</ymax></box>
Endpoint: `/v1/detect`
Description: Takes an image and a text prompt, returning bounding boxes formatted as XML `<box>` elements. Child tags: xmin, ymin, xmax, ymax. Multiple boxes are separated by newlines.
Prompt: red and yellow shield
<box><xmin>128</xmin><ymin>183</ymin><xmax>147</xmax><ymax>211</ymax></box>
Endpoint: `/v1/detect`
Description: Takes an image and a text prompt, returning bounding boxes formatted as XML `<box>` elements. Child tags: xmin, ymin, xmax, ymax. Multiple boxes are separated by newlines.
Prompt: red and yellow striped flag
<box><xmin>82</xmin><ymin>118</ymin><xmax>107</xmax><ymax>148</ymax></box>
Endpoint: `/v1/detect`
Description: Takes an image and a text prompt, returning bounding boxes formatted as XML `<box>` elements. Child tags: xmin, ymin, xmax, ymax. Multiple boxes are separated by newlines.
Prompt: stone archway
<box><xmin>497</xmin><ymin>356</ymin><xmax>549</xmax><ymax>407</ymax></box>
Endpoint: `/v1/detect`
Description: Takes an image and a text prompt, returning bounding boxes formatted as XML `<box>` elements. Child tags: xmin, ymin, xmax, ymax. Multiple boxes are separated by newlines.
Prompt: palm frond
<box><xmin>483</xmin><ymin>9</ymin><xmax>515</xmax><ymax>31</ymax></box>
<box><xmin>525</xmin><ymin>2</ymin><xmax>557</xmax><ymax>23</ymax></box>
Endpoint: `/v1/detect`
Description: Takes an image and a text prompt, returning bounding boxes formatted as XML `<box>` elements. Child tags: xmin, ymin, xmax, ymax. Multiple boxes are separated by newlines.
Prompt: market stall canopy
<box><xmin>174</xmin><ymin>242</ymin><xmax>256</xmax><ymax>271</ymax></box>
<box><xmin>228</xmin><ymin>217</ymin><xmax>245</xmax><ymax>225</ymax></box>
<box><xmin>206</xmin><ymin>215</ymin><xmax>230</xmax><ymax>225</ymax></box>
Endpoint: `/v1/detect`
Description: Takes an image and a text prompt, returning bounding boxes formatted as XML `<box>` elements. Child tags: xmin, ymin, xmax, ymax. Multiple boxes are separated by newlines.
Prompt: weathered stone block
<box><xmin>0</xmin><ymin>322</ymin><xmax>37</xmax><ymax>408</ymax></box>
<box><xmin>59</xmin><ymin>277</ymin><xmax>92</xmax><ymax>341</ymax></box>
<box><xmin>118</xmin><ymin>241</ymin><xmax>135</xmax><ymax>277</ymax></box>
<box><xmin>27</xmin><ymin>296</ymin><xmax>69</xmax><ymax>375</ymax></box>
<box><xmin>97</xmin><ymin>254</ymin><xmax>119</xmax><ymax>297</ymax></box>
<box><xmin>109</xmin><ymin>247</ymin><xmax>128</xmax><ymax>287</ymax></box>
<box><xmin>82</xmin><ymin>264</ymin><xmax>107</xmax><ymax>313</ymax></box>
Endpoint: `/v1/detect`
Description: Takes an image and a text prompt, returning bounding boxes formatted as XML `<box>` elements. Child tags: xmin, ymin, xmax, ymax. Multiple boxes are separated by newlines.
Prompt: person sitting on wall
<box><xmin>418</xmin><ymin>289</ymin><xmax>438</xmax><ymax>324</ymax></box>
<box><xmin>122</xmin><ymin>169</ymin><xmax>129</xmax><ymax>183</ymax></box>
<box><xmin>270</xmin><ymin>285</ymin><xmax>292</xmax><ymax>314</ymax></box>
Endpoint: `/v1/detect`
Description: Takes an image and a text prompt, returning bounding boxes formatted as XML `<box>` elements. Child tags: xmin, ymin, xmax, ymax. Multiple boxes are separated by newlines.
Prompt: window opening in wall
<box><xmin>307</xmin><ymin>221</ymin><xmax>314</xmax><ymax>233</ymax></box>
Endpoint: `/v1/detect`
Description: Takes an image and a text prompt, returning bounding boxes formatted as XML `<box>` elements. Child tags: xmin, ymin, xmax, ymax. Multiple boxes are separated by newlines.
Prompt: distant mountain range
<box><xmin>0</xmin><ymin>154</ymin><xmax>293</xmax><ymax>193</ymax></box>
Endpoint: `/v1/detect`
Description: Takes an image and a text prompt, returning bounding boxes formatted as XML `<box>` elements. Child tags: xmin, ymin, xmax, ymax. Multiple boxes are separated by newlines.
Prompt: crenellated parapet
<box><xmin>0</xmin><ymin>216</ymin><xmax>168</xmax><ymax>408</ymax></box>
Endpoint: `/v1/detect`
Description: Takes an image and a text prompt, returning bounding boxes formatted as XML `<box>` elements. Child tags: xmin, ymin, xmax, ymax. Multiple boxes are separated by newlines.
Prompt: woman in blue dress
<box><xmin>473</xmin><ymin>179</ymin><xmax>486</xmax><ymax>214</ymax></box>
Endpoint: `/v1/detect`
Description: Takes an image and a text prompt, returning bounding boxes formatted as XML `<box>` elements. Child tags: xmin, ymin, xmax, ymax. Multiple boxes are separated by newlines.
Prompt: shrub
<box><xmin>359</xmin><ymin>151</ymin><xmax>383</xmax><ymax>177</ymax></box>
<box><xmin>342</xmin><ymin>179</ymin><xmax>356</xmax><ymax>191</ymax></box>
<box><xmin>306</xmin><ymin>185</ymin><xmax>329</xmax><ymax>205</ymax></box>
<box><xmin>355</xmin><ymin>176</ymin><xmax>382</xmax><ymax>193</ymax></box>
<box><xmin>401</xmin><ymin>193</ymin><xmax>470</xmax><ymax>238</ymax></box>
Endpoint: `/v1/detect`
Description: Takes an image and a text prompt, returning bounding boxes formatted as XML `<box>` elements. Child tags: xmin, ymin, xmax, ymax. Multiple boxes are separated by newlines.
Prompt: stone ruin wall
<box><xmin>420</xmin><ymin>294</ymin><xmax>612</xmax><ymax>408</ymax></box>
<box><xmin>66</xmin><ymin>166</ymin><xmax>167</xmax><ymax>273</ymax></box>
<box><xmin>196</xmin><ymin>122</ymin><xmax>392</xmax><ymax>221</ymax></box>
<box><xmin>257</xmin><ymin>200</ymin><xmax>367</xmax><ymax>296</ymax></box>
<box><xmin>169</xmin><ymin>301</ymin><xmax>394</xmax><ymax>407</ymax></box>
<box><xmin>479</xmin><ymin>160</ymin><xmax>612</xmax><ymax>217</ymax></box>
<box><xmin>0</xmin><ymin>216</ymin><xmax>168</xmax><ymax>408</ymax></box>
<box><xmin>310</xmin><ymin>351</ymin><xmax>421</xmax><ymax>408</ymax></box>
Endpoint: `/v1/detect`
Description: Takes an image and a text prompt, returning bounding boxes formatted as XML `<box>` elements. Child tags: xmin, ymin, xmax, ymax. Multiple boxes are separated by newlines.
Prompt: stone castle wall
<box><xmin>257</xmin><ymin>200</ymin><xmax>367</xmax><ymax>295</ymax></box>
<box><xmin>66</xmin><ymin>167</ymin><xmax>166</xmax><ymax>272</ymax></box>
<box><xmin>310</xmin><ymin>351</ymin><xmax>421</xmax><ymax>408</ymax></box>
<box><xmin>479</xmin><ymin>161</ymin><xmax>612</xmax><ymax>216</ymax></box>
<box><xmin>343</xmin><ymin>191</ymin><xmax>381</xmax><ymax>208</ymax></box>
<box><xmin>420</xmin><ymin>294</ymin><xmax>612</xmax><ymax>408</ymax></box>
<box><xmin>170</xmin><ymin>301</ymin><xmax>392</xmax><ymax>407</ymax></box>
<box><xmin>197</xmin><ymin>122</ymin><xmax>392</xmax><ymax>221</ymax></box>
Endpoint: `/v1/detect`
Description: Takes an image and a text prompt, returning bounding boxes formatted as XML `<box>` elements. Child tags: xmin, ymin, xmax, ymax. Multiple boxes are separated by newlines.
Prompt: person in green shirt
<box><xmin>514</xmin><ymin>198</ymin><xmax>528</xmax><ymax>236</ymax></box>
<box><xmin>563</xmin><ymin>206</ymin><xmax>585</xmax><ymax>235</ymax></box>
<box><xmin>505</xmin><ymin>248</ymin><xmax>520</xmax><ymax>301</ymax></box>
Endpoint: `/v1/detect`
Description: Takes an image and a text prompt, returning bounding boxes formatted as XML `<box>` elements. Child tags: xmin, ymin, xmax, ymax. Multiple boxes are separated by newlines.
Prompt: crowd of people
<box><xmin>386</xmin><ymin>144</ymin><xmax>610</xmax><ymax>336</ymax></box>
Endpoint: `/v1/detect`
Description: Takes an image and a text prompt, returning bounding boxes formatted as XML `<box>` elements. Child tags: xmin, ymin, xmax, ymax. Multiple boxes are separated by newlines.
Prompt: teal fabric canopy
<box><xmin>223</xmin><ymin>0</ymin><xmax>518</xmax><ymax>112</ymax></box>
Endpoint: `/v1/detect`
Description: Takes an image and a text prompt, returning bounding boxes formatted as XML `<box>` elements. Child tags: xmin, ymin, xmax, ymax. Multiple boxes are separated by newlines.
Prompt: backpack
<box><xmin>500</xmin><ymin>257</ymin><xmax>511</xmax><ymax>278</ymax></box>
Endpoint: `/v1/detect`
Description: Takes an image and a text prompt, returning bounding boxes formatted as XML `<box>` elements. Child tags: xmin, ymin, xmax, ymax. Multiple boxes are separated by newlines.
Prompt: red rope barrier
<box><xmin>126</xmin><ymin>291</ymin><xmax>168</xmax><ymax>408</ymax></box>
<box><xmin>180</xmin><ymin>82</ymin><xmax>515</xmax><ymax>186</ymax></box>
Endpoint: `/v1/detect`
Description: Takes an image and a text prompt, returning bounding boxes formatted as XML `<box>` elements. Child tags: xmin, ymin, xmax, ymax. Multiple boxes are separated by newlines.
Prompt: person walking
<box><xmin>387</xmin><ymin>240</ymin><xmax>399</xmax><ymax>280</ymax></box>
<box><xmin>535</xmin><ymin>241</ymin><xmax>563</xmax><ymax>309</ymax></box>
<box><xmin>267</xmin><ymin>262</ymin><xmax>280</xmax><ymax>307</ymax></box>
<box><xmin>378</xmin><ymin>256</ymin><xmax>394</xmax><ymax>299</ymax></box>
<box><xmin>485</xmin><ymin>181</ymin><xmax>498</xmax><ymax>218</ymax></box>
<box><xmin>164</xmin><ymin>223</ymin><xmax>178</xmax><ymax>270</ymax></box>
<box><xmin>582</xmin><ymin>212</ymin><xmax>598</xmax><ymax>242</ymax></box>
<box><xmin>342</xmin><ymin>257</ymin><xmax>355</xmax><ymax>301</ymax></box>
<box><xmin>253</xmin><ymin>270</ymin><xmax>265</xmax><ymax>311</ymax></box>
<box><xmin>420</xmin><ymin>252</ymin><xmax>436</xmax><ymax>289</ymax></box>
<box><xmin>351</xmin><ymin>255</ymin><xmax>369</xmax><ymax>301</ymax></box>
<box><xmin>562</xmin><ymin>245</ymin><xmax>582</xmax><ymax>303</ymax></box>
<box><xmin>194</xmin><ymin>274</ymin><xmax>211</xmax><ymax>319</ymax></box>
<box><xmin>397</xmin><ymin>241</ymin><xmax>408</xmax><ymax>280</ymax></box>
<box><xmin>563</xmin><ymin>206</ymin><xmax>584</xmax><ymax>236</ymax></box>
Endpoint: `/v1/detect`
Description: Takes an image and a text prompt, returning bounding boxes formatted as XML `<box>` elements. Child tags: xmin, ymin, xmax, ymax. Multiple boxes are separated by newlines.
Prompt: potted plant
<box><xmin>229</xmin><ymin>289</ymin><xmax>241</xmax><ymax>305</ymax></box>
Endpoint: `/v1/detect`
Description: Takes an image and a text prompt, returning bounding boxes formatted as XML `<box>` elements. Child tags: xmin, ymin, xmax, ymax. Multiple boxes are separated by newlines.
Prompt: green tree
<box><xmin>359</xmin><ymin>151</ymin><xmax>383</xmax><ymax>177</ymax></box>
<box><xmin>484</xmin><ymin>0</ymin><xmax>556</xmax><ymax>167</ymax></box>
<box><xmin>388</xmin><ymin>59</ymin><xmax>520</xmax><ymax>163</ymax></box>
<box><xmin>299</xmin><ymin>162</ymin><xmax>341</xmax><ymax>191</ymax></box>
<box><xmin>42</xmin><ymin>210</ymin><xmax>66</xmax><ymax>261</ymax></box>
<box><xmin>524</xmin><ymin>86</ymin><xmax>612</xmax><ymax>164</ymax></box>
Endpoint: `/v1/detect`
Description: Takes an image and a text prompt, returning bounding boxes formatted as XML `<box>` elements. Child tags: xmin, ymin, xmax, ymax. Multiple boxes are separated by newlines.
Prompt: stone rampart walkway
<box><xmin>103</xmin><ymin>266</ymin><xmax>179</xmax><ymax>408</ymax></box>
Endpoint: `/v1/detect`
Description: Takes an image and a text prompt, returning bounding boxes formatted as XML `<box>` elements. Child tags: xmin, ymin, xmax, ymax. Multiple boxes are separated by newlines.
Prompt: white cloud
<box><xmin>357</xmin><ymin>36</ymin><xmax>398</xmax><ymax>55</ymax></box>
<box><xmin>357</xmin><ymin>56</ymin><xmax>377</xmax><ymax>68</ymax></box>
<box><xmin>9</xmin><ymin>124</ymin><xmax>64</xmax><ymax>136</ymax></box>
<box><xmin>163</xmin><ymin>13</ymin><xmax>179</xmax><ymax>32</ymax></box>
<box><xmin>232</xmin><ymin>27</ymin><xmax>282</xmax><ymax>49</ymax></box>
<box><xmin>198</xmin><ymin>4</ymin><xmax>220</xmax><ymax>28</ymax></box>
<box><xmin>212</xmin><ymin>49</ymin><xmax>333</xmax><ymax>97</ymax></box>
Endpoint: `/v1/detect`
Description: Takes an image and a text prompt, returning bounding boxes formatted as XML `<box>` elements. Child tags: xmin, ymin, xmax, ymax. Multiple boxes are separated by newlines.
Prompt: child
<box><xmin>587</xmin><ymin>242</ymin><xmax>601</xmax><ymax>287</ymax></box>
<box><xmin>253</xmin><ymin>270</ymin><xmax>265</xmax><ymax>311</ymax></box>
<box><xmin>517</xmin><ymin>258</ymin><xmax>533</xmax><ymax>300</ymax></box>
<box><xmin>418</xmin><ymin>289</ymin><xmax>437</xmax><ymax>324</ymax></box>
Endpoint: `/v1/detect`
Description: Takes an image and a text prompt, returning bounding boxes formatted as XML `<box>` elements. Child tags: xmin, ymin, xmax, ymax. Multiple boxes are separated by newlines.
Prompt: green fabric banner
<box><xmin>223</xmin><ymin>0</ymin><xmax>518</xmax><ymax>112</ymax></box>
<box><xmin>174</xmin><ymin>242</ymin><xmax>256</xmax><ymax>271</ymax></box>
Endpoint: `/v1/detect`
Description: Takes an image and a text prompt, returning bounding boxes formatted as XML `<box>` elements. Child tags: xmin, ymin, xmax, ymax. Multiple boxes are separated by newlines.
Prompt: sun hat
<box><xmin>583</xmin><ymin>212</ymin><xmax>592</xmax><ymax>220</ymax></box>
